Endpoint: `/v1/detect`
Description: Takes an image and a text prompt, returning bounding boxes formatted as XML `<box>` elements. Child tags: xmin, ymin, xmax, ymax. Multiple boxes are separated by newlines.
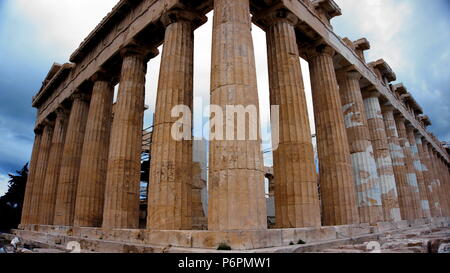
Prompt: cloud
<box><xmin>0</xmin><ymin>174</ymin><xmax>10</xmax><ymax>197</ymax></box>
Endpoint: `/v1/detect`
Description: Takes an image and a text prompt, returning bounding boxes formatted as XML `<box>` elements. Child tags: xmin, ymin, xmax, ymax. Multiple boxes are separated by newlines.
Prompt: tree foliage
<box><xmin>0</xmin><ymin>163</ymin><xmax>28</xmax><ymax>231</ymax></box>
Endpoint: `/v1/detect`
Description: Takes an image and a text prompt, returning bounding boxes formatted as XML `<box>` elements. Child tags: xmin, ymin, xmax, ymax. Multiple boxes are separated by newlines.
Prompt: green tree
<box><xmin>0</xmin><ymin>163</ymin><xmax>28</xmax><ymax>231</ymax></box>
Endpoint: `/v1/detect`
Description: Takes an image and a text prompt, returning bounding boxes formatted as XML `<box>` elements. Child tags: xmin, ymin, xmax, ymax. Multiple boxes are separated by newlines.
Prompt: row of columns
<box><xmin>22</xmin><ymin>1</ymin><xmax>449</xmax><ymax>232</ymax></box>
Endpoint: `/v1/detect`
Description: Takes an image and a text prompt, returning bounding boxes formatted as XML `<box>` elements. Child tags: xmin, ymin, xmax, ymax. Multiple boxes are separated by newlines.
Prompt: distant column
<box><xmin>308</xmin><ymin>44</ymin><xmax>359</xmax><ymax>226</ymax></box>
<box><xmin>21</xmin><ymin>128</ymin><xmax>43</xmax><ymax>226</ymax></box>
<box><xmin>431</xmin><ymin>150</ymin><xmax>449</xmax><ymax>216</ymax></box>
<box><xmin>54</xmin><ymin>92</ymin><xmax>90</xmax><ymax>226</ymax></box>
<box><xmin>381</xmin><ymin>105</ymin><xmax>414</xmax><ymax>220</ymax></box>
<box><xmin>425</xmin><ymin>144</ymin><xmax>443</xmax><ymax>216</ymax></box>
<box><xmin>416</xmin><ymin>136</ymin><xmax>437</xmax><ymax>217</ymax></box>
<box><xmin>74</xmin><ymin>73</ymin><xmax>114</xmax><ymax>227</ymax></box>
<box><xmin>208</xmin><ymin>0</ymin><xmax>267</xmax><ymax>230</ymax></box>
<box><xmin>337</xmin><ymin>72</ymin><xmax>383</xmax><ymax>225</ymax></box>
<box><xmin>363</xmin><ymin>92</ymin><xmax>401</xmax><ymax>222</ymax></box>
<box><xmin>263</xmin><ymin>10</ymin><xmax>321</xmax><ymax>228</ymax></box>
<box><xmin>102</xmin><ymin>45</ymin><xmax>157</xmax><ymax>229</ymax></box>
<box><xmin>406</xmin><ymin>126</ymin><xmax>431</xmax><ymax>218</ymax></box>
<box><xmin>147</xmin><ymin>10</ymin><xmax>206</xmax><ymax>230</ymax></box>
<box><xmin>395</xmin><ymin>115</ymin><xmax>422</xmax><ymax>219</ymax></box>
<box><xmin>39</xmin><ymin>108</ymin><xmax>69</xmax><ymax>225</ymax></box>
<box><xmin>29</xmin><ymin>120</ymin><xmax>54</xmax><ymax>224</ymax></box>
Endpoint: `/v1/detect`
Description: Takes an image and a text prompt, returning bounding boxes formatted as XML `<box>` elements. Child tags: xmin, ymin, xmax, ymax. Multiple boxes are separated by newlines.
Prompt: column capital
<box><xmin>394</xmin><ymin>113</ymin><xmax>405</xmax><ymax>123</ymax></box>
<box><xmin>253</xmin><ymin>9</ymin><xmax>299</xmax><ymax>28</ymax></box>
<box><xmin>346</xmin><ymin>70</ymin><xmax>361</xmax><ymax>80</ymax></box>
<box><xmin>362</xmin><ymin>89</ymin><xmax>381</xmax><ymax>99</ymax></box>
<box><xmin>90</xmin><ymin>69</ymin><xmax>114</xmax><ymax>83</ymax></box>
<box><xmin>70</xmin><ymin>90</ymin><xmax>91</xmax><ymax>102</ymax></box>
<box><xmin>161</xmin><ymin>9</ymin><xmax>207</xmax><ymax>29</ymax></box>
<box><xmin>120</xmin><ymin>42</ymin><xmax>159</xmax><ymax>62</ymax></box>
<box><xmin>34</xmin><ymin>124</ymin><xmax>44</xmax><ymax>135</ymax></box>
<box><xmin>304</xmin><ymin>43</ymin><xmax>335</xmax><ymax>60</ymax></box>
<box><xmin>55</xmin><ymin>106</ymin><xmax>70</xmax><ymax>119</ymax></box>
<box><xmin>42</xmin><ymin>118</ymin><xmax>55</xmax><ymax>129</ymax></box>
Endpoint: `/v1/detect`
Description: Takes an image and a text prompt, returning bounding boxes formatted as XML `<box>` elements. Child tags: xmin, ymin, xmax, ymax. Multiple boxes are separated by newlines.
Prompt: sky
<box><xmin>0</xmin><ymin>0</ymin><xmax>449</xmax><ymax>197</ymax></box>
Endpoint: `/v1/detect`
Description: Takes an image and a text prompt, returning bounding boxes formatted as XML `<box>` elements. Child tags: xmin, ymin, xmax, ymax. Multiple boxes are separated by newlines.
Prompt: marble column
<box><xmin>363</xmin><ymin>92</ymin><xmax>401</xmax><ymax>222</ymax></box>
<box><xmin>147</xmin><ymin>10</ymin><xmax>205</xmax><ymax>230</ymax></box>
<box><xmin>102</xmin><ymin>45</ymin><xmax>157</xmax><ymax>229</ymax></box>
<box><xmin>382</xmin><ymin>106</ymin><xmax>414</xmax><ymax>220</ymax></box>
<box><xmin>263</xmin><ymin>10</ymin><xmax>321</xmax><ymax>228</ymax></box>
<box><xmin>38</xmin><ymin>108</ymin><xmax>69</xmax><ymax>225</ymax></box>
<box><xmin>208</xmin><ymin>0</ymin><xmax>267</xmax><ymax>230</ymax></box>
<box><xmin>29</xmin><ymin>120</ymin><xmax>54</xmax><ymax>224</ymax></box>
<box><xmin>425</xmin><ymin>144</ymin><xmax>443</xmax><ymax>216</ymax></box>
<box><xmin>308</xmin><ymin>45</ymin><xmax>359</xmax><ymax>226</ymax></box>
<box><xmin>337</xmin><ymin>72</ymin><xmax>383</xmax><ymax>225</ymax></box>
<box><xmin>54</xmin><ymin>92</ymin><xmax>90</xmax><ymax>226</ymax></box>
<box><xmin>432</xmin><ymin>150</ymin><xmax>449</xmax><ymax>216</ymax></box>
<box><xmin>21</xmin><ymin>129</ymin><xmax>43</xmax><ymax>225</ymax></box>
<box><xmin>417</xmin><ymin>137</ymin><xmax>440</xmax><ymax>217</ymax></box>
<box><xmin>406</xmin><ymin>126</ymin><xmax>431</xmax><ymax>218</ymax></box>
<box><xmin>438</xmin><ymin>158</ymin><xmax>450</xmax><ymax>216</ymax></box>
<box><xmin>395</xmin><ymin>115</ymin><xmax>422</xmax><ymax>219</ymax></box>
<box><xmin>74</xmin><ymin>75</ymin><xmax>114</xmax><ymax>227</ymax></box>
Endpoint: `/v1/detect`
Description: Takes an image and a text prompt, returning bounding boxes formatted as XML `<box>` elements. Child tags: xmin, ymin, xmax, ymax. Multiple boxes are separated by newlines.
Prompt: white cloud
<box><xmin>0</xmin><ymin>174</ymin><xmax>9</xmax><ymax>197</ymax></box>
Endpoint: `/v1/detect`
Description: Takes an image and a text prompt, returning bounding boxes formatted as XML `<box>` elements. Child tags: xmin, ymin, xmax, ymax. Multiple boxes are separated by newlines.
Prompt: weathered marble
<box><xmin>74</xmin><ymin>76</ymin><xmax>114</xmax><ymax>227</ymax></box>
<box><xmin>308</xmin><ymin>44</ymin><xmax>359</xmax><ymax>226</ymax></box>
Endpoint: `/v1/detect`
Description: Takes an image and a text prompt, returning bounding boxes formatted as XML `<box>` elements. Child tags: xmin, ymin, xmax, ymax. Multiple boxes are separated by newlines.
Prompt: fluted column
<box><xmin>425</xmin><ymin>144</ymin><xmax>443</xmax><ymax>216</ymax></box>
<box><xmin>431</xmin><ymin>150</ymin><xmax>449</xmax><ymax>216</ymax></box>
<box><xmin>337</xmin><ymin>72</ymin><xmax>383</xmax><ymax>225</ymax></box>
<box><xmin>261</xmin><ymin>10</ymin><xmax>321</xmax><ymax>228</ymax></box>
<box><xmin>29</xmin><ymin>121</ymin><xmax>54</xmax><ymax>224</ymax></box>
<box><xmin>54</xmin><ymin>93</ymin><xmax>90</xmax><ymax>226</ymax></box>
<box><xmin>147</xmin><ymin>10</ymin><xmax>206</xmax><ymax>230</ymax></box>
<box><xmin>381</xmin><ymin>106</ymin><xmax>414</xmax><ymax>220</ymax></box>
<box><xmin>21</xmin><ymin>129</ymin><xmax>43</xmax><ymax>225</ymax></box>
<box><xmin>38</xmin><ymin>108</ymin><xmax>69</xmax><ymax>225</ymax></box>
<box><xmin>73</xmin><ymin>75</ymin><xmax>114</xmax><ymax>227</ymax></box>
<box><xmin>308</xmin><ymin>45</ymin><xmax>359</xmax><ymax>226</ymax></box>
<box><xmin>395</xmin><ymin>115</ymin><xmax>422</xmax><ymax>219</ymax></box>
<box><xmin>208</xmin><ymin>0</ymin><xmax>267</xmax><ymax>230</ymax></box>
<box><xmin>363</xmin><ymin>93</ymin><xmax>401</xmax><ymax>222</ymax></box>
<box><xmin>438</xmin><ymin>158</ymin><xmax>450</xmax><ymax>216</ymax></box>
<box><xmin>406</xmin><ymin>126</ymin><xmax>430</xmax><ymax>218</ymax></box>
<box><xmin>415</xmin><ymin>135</ymin><xmax>436</xmax><ymax>218</ymax></box>
<box><xmin>102</xmin><ymin>45</ymin><xmax>157</xmax><ymax>229</ymax></box>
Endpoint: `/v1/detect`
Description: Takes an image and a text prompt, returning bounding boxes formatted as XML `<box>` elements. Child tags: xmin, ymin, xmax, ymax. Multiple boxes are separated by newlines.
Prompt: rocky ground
<box><xmin>319</xmin><ymin>226</ymin><xmax>450</xmax><ymax>253</ymax></box>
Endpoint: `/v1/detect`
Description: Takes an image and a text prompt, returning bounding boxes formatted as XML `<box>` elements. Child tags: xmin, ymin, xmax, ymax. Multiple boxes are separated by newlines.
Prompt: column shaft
<box><xmin>208</xmin><ymin>0</ymin><xmax>267</xmax><ymax>230</ymax></box>
<box><xmin>407</xmin><ymin>127</ymin><xmax>431</xmax><ymax>218</ymax></box>
<box><xmin>420</xmin><ymin>140</ymin><xmax>441</xmax><ymax>217</ymax></box>
<box><xmin>338</xmin><ymin>73</ymin><xmax>383</xmax><ymax>224</ymax></box>
<box><xmin>29</xmin><ymin>122</ymin><xmax>54</xmax><ymax>224</ymax></box>
<box><xmin>308</xmin><ymin>45</ymin><xmax>359</xmax><ymax>226</ymax></box>
<box><xmin>21</xmin><ymin>131</ymin><xmax>43</xmax><ymax>225</ymax></box>
<box><xmin>426</xmin><ymin>144</ymin><xmax>443</xmax><ymax>216</ymax></box>
<box><xmin>395</xmin><ymin>116</ymin><xmax>422</xmax><ymax>219</ymax></box>
<box><xmin>38</xmin><ymin>109</ymin><xmax>69</xmax><ymax>224</ymax></box>
<box><xmin>74</xmin><ymin>80</ymin><xmax>114</xmax><ymax>227</ymax></box>
<box><xmin>147</xmin><ymin>16</ymin><xmax>195</xmax><ymax>230</ymax></box>
<box><xmin>382</xmin><ymin>107</ymin><xmax>414</xmax><ymax>220</ymax></box>
<box><xmin>363</xmin><ymin>94</ymin><xmax>401</xmax><ymax>222</ymax></box>
<box><xmin>54</xmin><ymin>94</ymin><xmax>90</xmax><ymax>226</ymax></box>
<box><xmin>432</xmin><ymin>151</ymin><xmax>449</xmax><ymax>216</ymax></box>
<box><xmin>102</xmin><ymin>50</ymin><xmax>148</xmax><ymax>229</ymax></box>
<box><xmin>265</xmin><ymin>13</ymin><xmax>321</xmax><ymax>228</ymax></box>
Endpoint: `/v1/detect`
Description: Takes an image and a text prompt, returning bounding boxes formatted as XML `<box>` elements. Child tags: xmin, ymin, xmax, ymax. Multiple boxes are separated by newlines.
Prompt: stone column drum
<box><xmin>431</xmin><ymin>150</ymin><xmax>449</xmax><ymax>216</ymax></box>
<box><xmin>337</xmin><ymin>72</ymin><xmax>383</xmax><ymax>225</ymax></box>
<box><xmin>73</xmin><ymin>76</ymin><xmax>114</xmax><ymax>227</ymax></box>
<box><xmin>426</xmin><ymin>144</ymin><xmax>443</xmax><ymax>216</ymax></box>
<box><xmin>102</xmin><ymin>46</ymin><xmax>157</xmax><ymax>229</ymax></box>
<box><xmin>54</xmin><ymin>93</ymin><xmax>90</xmax><ymax>226</ymax></box>
<box><xmin>382</xmin><ymin>106</ymin><xmax>414</xmax><ymax>220</ymax></box>
<box><xmin>263</xmin><ymin>10</ymin><xmax>321</xmax><ymax>228</ymax></box>
<box><xmin>363</xmin><ymin>93</ymin><xmax>401</xmax><ymax>222</ymax></box>
<box><xmin>415</xmin><ymin>136</ymin><xmax>437</xmax><ymax>217</ymax></box>
<box><xmin>406</xmin><ymin>126</ymin><xmax>431</xmax><ymax>218</ymax></box>
<box><xmin>395</xmin><ymin>115</ymin><xmax>422</xmax><ymax>219</ymax></box>
<box><xmin>208</xmin><ymin>0</ymin><xmax>267</xmax><ymax>230</ymax></box>
<box><xmin>20</xmin><ymin>129</ymin><xmax>43</xmax><ymax>225</ymax></box>
<box><xmin>28</xmin><ymin>121</ymin><xmax>54</xmax><ymax>224</ymax></box>
<box><xmin>147</xmin><ymin>10</ymin><xmax>205</xmax><ymax>230</ymax></box>
<box><xmin>38</xmin><ymin>108</ymin><xmax>69</xmax><ymax>225</ymax></box>
<box><xmin>308</xmin><ymin>45</ymin><xmax>359</xmax><ymax>226</ymax></box>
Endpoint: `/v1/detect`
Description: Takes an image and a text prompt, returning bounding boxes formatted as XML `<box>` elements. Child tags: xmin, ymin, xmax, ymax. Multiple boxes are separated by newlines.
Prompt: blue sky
<box><xmin>0</xmin><ymin>0</ymin><xmax>449</xmax><ymax>196</ymax></box>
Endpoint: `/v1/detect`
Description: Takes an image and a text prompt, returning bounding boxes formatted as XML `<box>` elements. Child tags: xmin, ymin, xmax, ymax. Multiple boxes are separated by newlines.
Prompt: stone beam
<box><xmin>279</xmin><ymin>0</ymin><xmax>448</xmax><ymax>163</ymax></box>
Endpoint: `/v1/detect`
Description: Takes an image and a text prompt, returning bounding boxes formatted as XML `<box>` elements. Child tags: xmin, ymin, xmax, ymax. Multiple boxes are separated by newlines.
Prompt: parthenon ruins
<box><xmin>13</xmin><ymin>0</ymin><xmax>450</xmax><ymax>252</ymax></box>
